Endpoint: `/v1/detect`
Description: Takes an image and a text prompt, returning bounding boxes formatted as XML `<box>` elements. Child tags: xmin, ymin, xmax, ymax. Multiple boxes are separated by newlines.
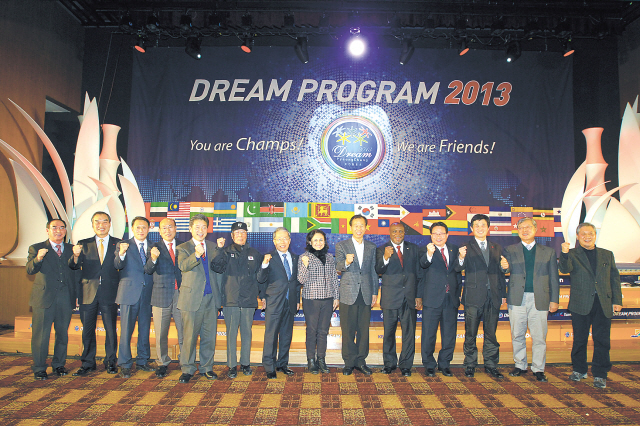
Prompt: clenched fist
<box><xmin>72</xmin><ymin>244</ymin><xmax>82</xmax><ymax>257</ymax></box>
<box><xmin>301</xmin><ymin>256</ymin><xmax>309</xmax><ymax>267</ymax></box>
<box><xmin>263</xmin><ymin>254</ymin><xmax>272</xmax><ymax>265</ymax></box>
<box><xmin>345</xmin><ymin>253</ymin><xmax>355</xmax><ymax>265</ymax></box>
<box><xmin>36</xmin><ymin>248</ymin><xmax>48</xmax><ymax>261</ymax></box>
<box><xmin>119</xmin><ymin>242</ymin><xmax>129</xmax><ymax>256</ymax></box>
<box><xmin>384</xmin><ymin>246</ymin><xmax>394</xmax><ymax>261</ymax></box>
<box><xmin>195</xmin><ymin>243</ymin><xmax>205</xmax><ymax>258</ymax></box>
<box><xmin>561</xmin><ymin>242</ymin><xmax>570</xmax><ymax>253</ymax></box>
<box><xmin>500</xmin><ymin>255</ymin><xmax>509</xmax><ymax>270</ymax></box>
<box><xmin>150</xmin><ymin>247</ymin><xmax>160</xmax><ymax>261</ymax></box>
<box><xmin>458</xmin><ymin>246</ymin><xmax>467</xmax><ymax>259</ymax></box>
<box><xmin>217</xmin><ymin>237</ymin><xmax>226</xmax><ymax>248</ymax></box>
<box><xmin>426</xmin><ymin>243</ymin><xmax>436</xmax><ymax>256</ymax></box>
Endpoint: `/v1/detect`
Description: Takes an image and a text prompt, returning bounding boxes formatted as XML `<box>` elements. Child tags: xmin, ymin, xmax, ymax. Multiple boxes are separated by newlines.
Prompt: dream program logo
<box><xmin>320</xmin><ymin>116</ymin><xmax>385</xmax><ymax>179</ymax></box>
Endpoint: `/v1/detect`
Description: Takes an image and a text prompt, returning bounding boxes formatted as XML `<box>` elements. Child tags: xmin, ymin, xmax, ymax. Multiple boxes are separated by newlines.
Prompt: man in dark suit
<box><xmin>458</xmin><ymin>213</ymin><xmax>507</xmax><ymax>378</ymax></box>
<box><xmin>257</xmin><ymin>227</ymin><xmax>301</xmax><ymax>379</ymax></box>
<box><xmin>375</xmin><ymin>223</ymin><xmax>421</xmax><ymax>377</ymax></box>
<box><xmin>26</xmin><ymin>219</ymin><xmax>76</xmax><ymax>380</ymax></box>
<box><xmin>69</xmin><ymin>211</ymin><xmax>120</xmax><ymax>376</ymax></box>
<box><xmin>176</xmin><ymin>214</ymin><xmax>223</xmax><ymax>383</ymax></box>
<box><xmin>114</xmin><ymin>216</ymin><xmax>155</xmax><ymax>378</ymax></box>
<box><xmin>145</xmin><ymin>218</ymin><xmax>184</xmax><ymax>378</ymax></box>
<box><xmin>335</xmin><ymin>214</ymin><xmax>379</xmax><ymax>376</ymax></box>
<box><xmin>502</xmin><ymin>218</ymin><xmax>559</xmax><ymax>382</ymax></box>
<box><xmin>418</xmin><ymin>222</ymin><xmax>463</xmax><ymax>378</ymax></box>
<box><xmin>560</xmin><ymin>222</ymin><xmax>622</xmax><ymax>389</ymax></box>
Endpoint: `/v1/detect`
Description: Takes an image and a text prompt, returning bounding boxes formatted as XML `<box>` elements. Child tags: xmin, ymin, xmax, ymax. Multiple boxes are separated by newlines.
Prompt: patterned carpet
<box><xmin>1</xmin><ymin>356</ymin><xmax>640</xmax><ymax>425</ymax></box>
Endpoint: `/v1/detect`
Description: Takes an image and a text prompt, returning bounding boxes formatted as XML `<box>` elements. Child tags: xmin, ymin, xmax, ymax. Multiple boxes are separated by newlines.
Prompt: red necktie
<box><xmin>168</xmin><ymin>242</ymin><xmax>177</xmax><ymax>290</ymax></box>
<box><xmin>396</xmin><ymin>245</ymin><xmax>403</xmax><ymax>267</ymax></box>
<box><xmin>441</xmin><ymin>247</ymin><xmax>450</xmax><ymax>293</ymax></box>
<box><xmin>55</xmin><ymin>244</ymin><xmax>62</xmax><ymax>257</ymax></box>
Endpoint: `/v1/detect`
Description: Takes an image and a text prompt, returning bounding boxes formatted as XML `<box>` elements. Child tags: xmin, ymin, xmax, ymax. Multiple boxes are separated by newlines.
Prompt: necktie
<box><xmin>55</xmin><ymin>244</ymin><xmax>62</xmax><ymax>257</ymax></box>
<box><xmin>168</xmin><ymin>242</ymin><xmax>177</xmax><ymax>290</ymax></box>
<box><xmin>396</xmin><ymin>245</ymin><xmax>403</xmax><ymax>267</ymax></box>
<box><xmin>99</xmin><ymin>239</ymin><xmax>104</xmax><ymax>264</ymax></box>
<box><xmin>139</xmin><ymin>243</ymin><xmax>146</xmax><ymax>263</ymax></box>
<box><xmin>201</xmin><ymin>242</ymin><xmax>205</xmax><ymax>256</ymax></box>
<box><xmin>480</xmin><ymin>241</ymin><xmax>486</xmax><ymax>251</ymax></box>
<box><xmin>282</xmin><ymin>253</ymin><xmax>291</xmax><ymax>300</ymax></box>
<box><xmin>441</xmin><ymin>247</ymin><xmax>449</xmax><ymax>293</ymax></box>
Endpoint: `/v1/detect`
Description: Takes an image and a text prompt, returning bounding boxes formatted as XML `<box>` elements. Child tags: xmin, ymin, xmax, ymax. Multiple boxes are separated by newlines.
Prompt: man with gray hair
<box><xmin>501</xmin><ymin>218</ymin><xmax>559</xmax><ymax>382</ymax></box>
<box><xmin>559</xmin><ymin>222</ymin><xmax>622</xmax><ymax>389</ymax></box>
<box><xmin>257</xmin><ymin>227</ymin><xmax>301</xmax><ymax>379</ymax></box>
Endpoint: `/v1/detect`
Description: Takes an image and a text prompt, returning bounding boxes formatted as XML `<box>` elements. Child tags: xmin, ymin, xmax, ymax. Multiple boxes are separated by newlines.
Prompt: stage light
<box><xmin>563</xmin><ymin>39</ymin><xmax>574</xmax><ymax>57</ymax></box>
<box><xmin>180</xmin><ymin>15</ymin><xmax>193</xmax><ymax>33</ymax></box>
<box><xmin>185</xmin><ymin>36</ymin><xmax>202</xmax><ymax>59</ymax></box>
<box><xmin>241</xmin><ymin>37</ymin><xmax>254</xmax><ymax>53</ymax></box>
<box><xmin>505</xmin><ymin>41</ymin><xmax>521</xmax><ymax>63</ymax></box>
<box><xmin>146</xmin><ymin>15</ymin><xmax>160</xmax><ymax>32</ymax></box>
<box><xmin>347</xmin><ymin>28</ymin><xmax>366</xmax><ymax>58</ymax></box>
<box><xmin>120</xmin><ymin>14</ymin><xmax>135</xmax><ymax>32</ymax></box>
<box><xmin>399</xmin><ymin>38</ymin><xmax>414</xmax><ymax>65</ymax></box>
<box><xmin>134</xmin><ymin>35</ymin><xmax>146</xmax><ymax>53</ymax></box>
<box><xmin>459</xmin><ymin>39</ymin><xmax>469</xmax><ymax>56</ymax></box>
<box><xmin>294</xmin><ymin>37</ymin><xmax>309</xmax><ymax>64</ymax></box>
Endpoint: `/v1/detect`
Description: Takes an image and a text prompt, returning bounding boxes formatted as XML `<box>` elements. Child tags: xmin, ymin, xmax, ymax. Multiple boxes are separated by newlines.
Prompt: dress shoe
<box><xmin>120</xmin><ymin>368</ymin><xmax>132</xmax><ymax>379</ymax></box>
<box><xmin>354</xmin><ymin>365</ymin><xmax>373</xmax><ymax>375</ymax></box>
<box><xmin>54</xmin><ymin>366</ymin><xmax>68</xmax><ymax>377</ymax></box>
<box><xmin>381</xmin><ymin>366</ymin><xmax>396</xmax><ymax>374</ymax></box>
<box><xmin>241</xmin><ymin>365</ymin><xmax>253</xmax><ymax>376</ymax></box>
<box><xmin>227</xmin><ymin>366</ymin><xmax>238</xmax><ymax>379</ymax></box>
<box><xmin>316</xmin><ymin>357</ymin><xmax>330</xmax><ymax>373</ymax></box>
<box><xmin>266</xmin><ymin>371</ymin><xmax>277</xmax><ymax>379</ymax></box>
<box><xmin>533</xmin><ymin>372</ymin><xmax>547</xmax><ymax>382</ymax></box>
<box><xmin>593</xmin><ymin>377</ymin><xmax>606</xmax><ymax>388</ymax></box>
<box><xmin>137</xmin><ymin>362</ymin><xmax>155</xmax><ymax>372</ymax></box>
<box><xmin>425</xmin><ymin>368</ymin><xmax>436</xmax><ymax>377</ymax></box>
<box><xmin>155</xmin><ymin>365</ymin><xmax>168</xmax><ymax>378</ymax></box>
<box><xmin>438</xmin><ymin>367</ymin><xmax>453</xmax><ymax>377</ymax></box>
<box><xmin>276</xmin><ymin>366</ymin><xmax>295</xmax><ymax>376</ymax></box>
<box><xmin>73</xmin><ymin>366</ymin><xmax>97</xmax><ymax>376</ymax></box>
<box><xmin>464</xmin><ymin>367</ymin><xmax>475</xmax><ymax>378</ymax></box>
<box><xmin>342</xmin><ymin>367</ymin><xmax>353</xmax><ymax>376</ymax></box>
<box><xmin>509</xmin><ymin>367</ymin><xmax>527</xmax><ymax>377</ymax></box>
<box><xmin>178</xmin><ymin>373</ymin><xmax>193</xmax><ymax>383</ymax></box>
<box><xmin>203</xmin><ymin>371</ymin><xmax>218</xmax><ymax>380</ymax></box>
<box><xmin>400</xmin><ymin>368</ymin><xmax>412</xmax><ymax>377</ymax></box>
<box><xmin>34</xmin><ymin>371</ymin><xmax>48</xmax><ymax>380</ymax></box>
<box><xmin>106</xmin><ymin>364</ymin><xmax>118</xmax><ymax>374</ymax></box>
<box><xmin>308</xmin><ymin>359</ymin><xmax>319</xmax><ymax>374</ymax></box>
<box><xmin>484</xmin><ymin>367</ymin><xmax>504</xmax><ymax>379</ymax></box>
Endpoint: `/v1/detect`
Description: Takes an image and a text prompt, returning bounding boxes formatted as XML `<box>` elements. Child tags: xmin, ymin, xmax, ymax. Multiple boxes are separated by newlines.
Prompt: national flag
<box><xmin>259</xmin><ymin>218</ymin><xmax>284</xmax><ymax>232</ymax></box>
<box><xmin>511</xmin><ymin>206</ymin><xmax>533</xmax><ymax>217</ymax></box>
<box><xmin>150</xmin><ymin>202</ymin><xmax>169</xmax><ymax>217</ymax></box>
<box><xmin>401</xmin><ymin>212</ymin><xmax>424</xmax><ymax>235</ymax></box>
<box><xmin>331</xmin><ymin>218</ymin><xmax>342</xmax><ymax>234</ymax></box>
<box><xmin>446</xmin><ymin>205</ymin><xmax>489</xmax><ymax>220</ymax></box>
<box><xmin>378</xmin><ymin>218</ymin><xmax>392</xmax><ymax>228</ymax></box>
<box><xmin>534</xmin><ymin>218</ymin><xmax>555</xmax><ymax>237</ymax></box>
<box><xmin>237</xmin><ymin>202</ymin><xmax>260</xmax><ymax>217</ymax></box>
<box><xmin>488</xmin><ymin>220</ymin><xmax>513</xmax><ymax>236</ymax></box>
<box><xmin>377</xmin><ymin>204</ymin><xmax>408</xmax><ymax>219</ymax></box>
<box><xmin>211</xmin><ymin>217</ymin><xmax>235</xmax><ymax>232</ymax></box>
<box><xmin>173</xmin><ymin>218</ymin><xmax>190</xmax><ymax>233</ymax></box>
<box><xmin>212</xmin><ymin>202</ymin><xmax>237</xmax><ymax>217</ymax></box>
<box><xmin>423</xmin><ymin>208</ymin><xmax>447</xmax><ymax>219</ymax></box>
<box><xmin>284</xmin><ymin>217</ymin><xmax>306</xmax><ymax>233</ymax></box>
<box><xmin>330</xmin><ymin>203</ymin><xmax>354</xmax><ymax>219</ymax></box>
<box><xmin>306</xmin><ymin>217</ymin><xmax>332</xmax><ymax>232</ymax></box>
<box><xmin>336</xmin><ymin>218</ymin><xmax>349</xmax><ymax>234</ymax></box>
<box><xmin>533</xmin><ymin>208</ymin><xmax>554</xmax><ymax>219</ymax></box>
<box><xmin>285</xmin><ymin>203</ymin><xmax>307</xmax><ymax>217</ymax></box>
<box><xmin>488</xmin><ymin>207</ymin><xmax>511</xmax><ymax>219</ymax></box>
<box><xmin>237</xmin><ymin>217</ymin><xmax>260</xmax><ymax>233</ymax></box>
<box><xmin>148</xmin><ymin>220</ymin><xmax>161</xmax><ymax>233</ymax></box>
<box><xmin>355</xmin><ymin>204</ymin><xmax>378</xmax><ymax>219</ymax></box>
<box><xmin>364</xmin><ymin>219</ymin><xmax>380</xmax><ymax>234</ymax></box>
<box><xmin>308</xmin><ymin>203</ymin><xmax>331</xmax><ymax>218</ymax></box>
<box><xmin>260</xmin><ymin>202</ymin><xmax>284</xmax><ymax>217</ymax></box>
<box><xmin>189</xmin><ymin>202</ymin><xmax>215</xmax><ymax>216</ymax></box>
<box><xmin>424</xmin><ymin>219</ymin><xmax>469</xmax><ymax>235</ymax></box>
<box><xmin>553</xmin><ymin>207</ymin><xmax>562</xmax><ymax>216</ymax></box>
<box><xmin>168</xmin><ymin>202</ymin><xmax>190</xmax><ymax>218</ymax></box>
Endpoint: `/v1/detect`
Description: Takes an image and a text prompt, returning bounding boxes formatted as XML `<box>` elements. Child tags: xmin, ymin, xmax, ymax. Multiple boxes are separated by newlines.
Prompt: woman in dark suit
<box><xmin>297</xmin><ymin>230</ymin><xmax>339</xmax><ymax>374</ymax></box>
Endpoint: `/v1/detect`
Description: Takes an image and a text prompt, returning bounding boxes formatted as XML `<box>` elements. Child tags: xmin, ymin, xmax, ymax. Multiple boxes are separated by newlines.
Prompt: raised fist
<box><xmin>384</xmin><ymin>246</ymin><xmax>394</xmax><ymax>260</ymax></box>
<box><xmin>500</xmin><ymin>255</ymin><xmax>509</xmax><ymax>270</ymax></box>
<box><xmin>195</xmin><ymin>244</ymin><xmax>205</xmax><ymax>258</ymax></box>
<box><xmin>150</xmin><ymin>247</ymin><xmax>160</xmax><ymax>261</ymax></box>
<box><xmin>217</xmin><ymin>237</ymin><xmax>226</xmax><ymax>248</ymax></box>
<box><xmin>263</xmin><ymin>254</ymin><xmax>272</xmax><ymax>265</ymax></box>
<box><xmin>36</xmin><ymin>248</ymin><xmax>48</xmax><ymax>261</ymax></box>
<box><xmin>426</xmin><ymin>243</ymin><xmax>436</xmax><ymax>256</ymax></box>
<box><xmin>72</xmin><ymin>244</ymin><xmax>82</xmax><ymax>257</ymax></box>
<box><xmin>119</xmin><ymin>243</ymin><xmax>129</xmax><ymax>256</ymax></box>
<box><xmin>346</xmin><ymin>253</ymin><xmax>355</xmax><ymax>265</ymax></box>
<box><xmin>301</xmin><ymin>256</ymin><xmax>309</xmax><ymax>267</ymax></box>
<box><xmin>561</xmin><ymin>242</ymin><xmax>570</xmax><ymax>253</ymax></box>
<box><xmin>458</xmin><ymin>246</ymin><xmax>467</xmax><ymax>259</ymax></box>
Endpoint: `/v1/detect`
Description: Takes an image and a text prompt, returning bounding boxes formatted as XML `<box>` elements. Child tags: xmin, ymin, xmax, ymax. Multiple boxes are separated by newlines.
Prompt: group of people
<box><xmin>26</xmin><ymin>211</ymin><xmax>622</xmax><ymax>388</ymax></box>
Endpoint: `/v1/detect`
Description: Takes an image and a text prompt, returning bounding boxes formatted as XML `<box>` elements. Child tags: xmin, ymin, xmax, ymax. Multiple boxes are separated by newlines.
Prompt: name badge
<box><xmin>248</xmin><ymin>256</ymin><xmax>254</xmax><ymax>260</ymax></box>
<box><xmin>231</xmin><ymin>253</ymin><xmax>235</xmax><ymax>258</ymax></box>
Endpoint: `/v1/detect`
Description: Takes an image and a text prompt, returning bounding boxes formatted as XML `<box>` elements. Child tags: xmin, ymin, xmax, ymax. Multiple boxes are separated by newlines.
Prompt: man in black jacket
<box><xmin>212</xmin><ymin>221</ymin><xmax>264</xmax><ymax>378</ymax></box>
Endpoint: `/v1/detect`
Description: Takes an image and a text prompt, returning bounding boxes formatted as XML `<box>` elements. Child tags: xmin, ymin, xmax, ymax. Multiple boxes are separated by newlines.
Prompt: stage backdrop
<box><xmin>128</xmin><ymin>46</ymin><xmax>573</xmax><ymax>252</ymax></box>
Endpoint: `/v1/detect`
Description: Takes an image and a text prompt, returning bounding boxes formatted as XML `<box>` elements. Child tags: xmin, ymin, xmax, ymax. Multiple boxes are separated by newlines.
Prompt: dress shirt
<box><xmin>49</xmin><ymin>240</ymin><xmax>64</xmax><ymax>254</ymax></box>
<box><xmin>426</xmin><ymin>244</ymin><xmax>448</xmax><ymax>263</ymax></box>
<box><xmin>95</xmin><ymin>234</ymin><xmax>110</xmax><ymax>247</ymax></box>
<box><xmin>349</xmin><ymin>237</ymin><xmax>365</xmax><ymax>268</ymax></box>
<box><xmin>192</xmin><ymin>238</ymin><xmax>206</xmax><ymax>256</ymax></box>
<box><xmin>261</xmin><ymin>250</ymin><xmax>292</xmax><ymax>270</ymax></box>
<box><xmin>119</xmin><ymin>238</ymin><xmax>147</xmax><ymax>260</ymax></box>
<box><xmin>151</xmin><ymin>239</ymin><xmax>177</xmax><ymax>264</ymax></box>
<box><xmin>522</xmin><ymin>241</ymin><xmax>536</xmax><ymax>251</ymax></box>
<box><xmin>383</xmin><ymin>241</ymin><xmax>404</xmax><ymax>265</ymax></box>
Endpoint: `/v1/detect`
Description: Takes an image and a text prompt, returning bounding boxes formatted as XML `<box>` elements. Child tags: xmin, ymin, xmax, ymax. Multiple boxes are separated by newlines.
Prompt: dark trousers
<box><xmin>382</xmin><ymin>298</ymin><xmax>416</xmax><ymax>369</ymax></box>
<box><xmin>463</xmin><ymin>295</ymin><xmax>500</xmax><ymax>368</ymax></box>
<box><xmin>117</xmin><ymin>284</ymin><xmax>153</xmax><ymax>368</ymax></box>
<box><xmin>340</xmin><ymin>293</ymin><xmax>372</xmax><ymax>368</ymax></box>
<box><xmin>79</xmin><ymin>293</ymin><xmax>118</xmax><ymax>368</ymax></box>
<box><xmin>31</xmin><ymin>290</ymin><xmax>73</xmax><ymax>372</ymax></box>
<box><xmin>571</xmin><ymin>294</ymin><xmax>612</xmax><ymax>379</ymax></box>
<box><xmin>262</xmin><ymin>296</ymin><xmax>295</xmax><ymax>372</ymax></box>
<box><xmin>303</xmin><ymin>298</ymin><xmax>333</xmax><ymax>359</ymax></box>
<box><xmin>422</xmin><ymin>295</ymin><xmax>458</xmax><ymax>369</ymax></box>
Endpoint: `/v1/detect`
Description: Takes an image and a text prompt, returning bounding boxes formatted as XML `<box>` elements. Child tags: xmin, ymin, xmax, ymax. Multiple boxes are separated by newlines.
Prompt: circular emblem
<box><xmin>320</xmin><ymin>116</ymin><xmax>385</xmax><ymax>179</ymax></box>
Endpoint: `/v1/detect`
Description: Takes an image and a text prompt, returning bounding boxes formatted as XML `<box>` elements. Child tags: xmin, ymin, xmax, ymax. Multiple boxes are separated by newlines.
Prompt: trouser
<box><xmin>180</xmin><ymin>293</ymin><xmax>218</xmax><ymax>375</ymax></box>
<box><xmin>302</xmin><ymin>298</ymin><xmax>333</xmax><ymax>359</ymax></box>
<box><xmin>224</xmin><ymin>306</ymin><xmax>255</xmax><ymax>368</ymax></box>
<box><xmin>571</xmin><ymin>294</ymin><xmax>612</xmax><ymax>379</ymax></box>
<box><xmin>340</xmin><ymin>292</ymin><xmax>371</xmax><ymax>368</ymax></box>
<box><xmin>118</xmin><ymin>284</ymin><xmax>153</xmax><ymax>368</ymax></box>
<box><xmin>262</xmin><ymin>296</ymin><xmax>295</xmax><ymax>371</ymax></box>
<box><xmin>152</xmin><ymin>289</ymin><xmax>184</xmax><ymax>366</ymax></box>
<box><xmin>31</xmin><ymin>290</ymin><xmax>73</xmax><ymax>372</ymax></box>
<box><xmin>508</xmin><ymin>292</ymin><xmax>548</xmax><ymax>372</ymax></box>
<box><xmin>463</xmin><ymin>295</ymin><xmax>500</xmax><ymax>368</ymax></box>
<box><xmin>422</xmin><ymin>294</ymin><xmax>458</xmax><ymax>369</ymax></box>
<box><xmin>79</xmin><ymin>293</ymin><xmax>118</xmax><ymax>368</ymax></box>
<box><xmin>382</xmin><ymin>298</ymin><xmax>417</xmax><ymax>369</ymax></box>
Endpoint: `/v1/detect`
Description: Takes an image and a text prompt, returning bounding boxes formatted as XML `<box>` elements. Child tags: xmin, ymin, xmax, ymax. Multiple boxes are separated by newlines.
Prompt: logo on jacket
<box><xmin>320</xmin><ymin>116</ymin><xmax>385</xmax><ymax>179</ymax></box>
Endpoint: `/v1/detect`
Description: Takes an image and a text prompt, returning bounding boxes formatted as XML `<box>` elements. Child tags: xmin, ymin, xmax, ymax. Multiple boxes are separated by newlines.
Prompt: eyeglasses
<box><xmin>518</xmin><ymin>225</ymin><xmax>534</xmax><ymax>231</ymax></box>
<box><xmin>431</xmin><ymin>232</ymin><xmax>447</xmax><ymax>236</ymax></box>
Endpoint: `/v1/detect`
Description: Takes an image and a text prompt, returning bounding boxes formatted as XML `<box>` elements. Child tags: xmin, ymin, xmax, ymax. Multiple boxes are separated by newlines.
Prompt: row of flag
<box><xmin>144</xmin><ymin>202</ymin><xmax>563</xmax><ymax>236</ymax></box>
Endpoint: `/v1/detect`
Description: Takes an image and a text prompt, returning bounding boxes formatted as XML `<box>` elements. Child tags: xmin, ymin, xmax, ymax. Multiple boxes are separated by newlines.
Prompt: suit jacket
<box><xmin>114</xmin><ymin>238</ymin><xmax>154</xmax><ymax>305</ymax></box>
<box><xmin>176</xmin><ymin>240</ymin><xmax>223</xmax><ymax>312</ymax></box>
<box><xmin>257</xmin><ymin>250</ymin><xmax>301</xmax><ymax>313</ymax></box>
<box><xmin>144</xmin><ymin>239</ymin><xmax>184</xmax><ymax>308</ymax></box>
<box><xmin>559</xmin><ymin>245</ymin><xmax>622</xmax><ymax>318</ymax></box>
<box><xmin>418</xmin><ymin>243</ymin><xmax>464</xmax><ymax>309</ymax></box>
<box><xmin>375</xmin><ymin>241</ymin><xmax>421</xmax><ymax>309</ymax></box>
<box><xmin>460</xmin><ymin>238</ymin><xmax>506</xmax><ymax>309</ymax></box>
<box><xmin>335</xmin><ymin>238</ymin><xmax>379</xmax><ymax>305</ymax></box>
<box><xmin>69</xmin><ymin>236</ymin><xmax>121</xmax><ymax>305</ymax></box>
<box><xmin>26</xmin><ymin>240</ymin><xmax>76</xmax><ymax>310</ymax></box>
<box><xmin>503</xmin><ymin>243</ymin><xmax>559</xmax><ymax>311</ymax></box>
